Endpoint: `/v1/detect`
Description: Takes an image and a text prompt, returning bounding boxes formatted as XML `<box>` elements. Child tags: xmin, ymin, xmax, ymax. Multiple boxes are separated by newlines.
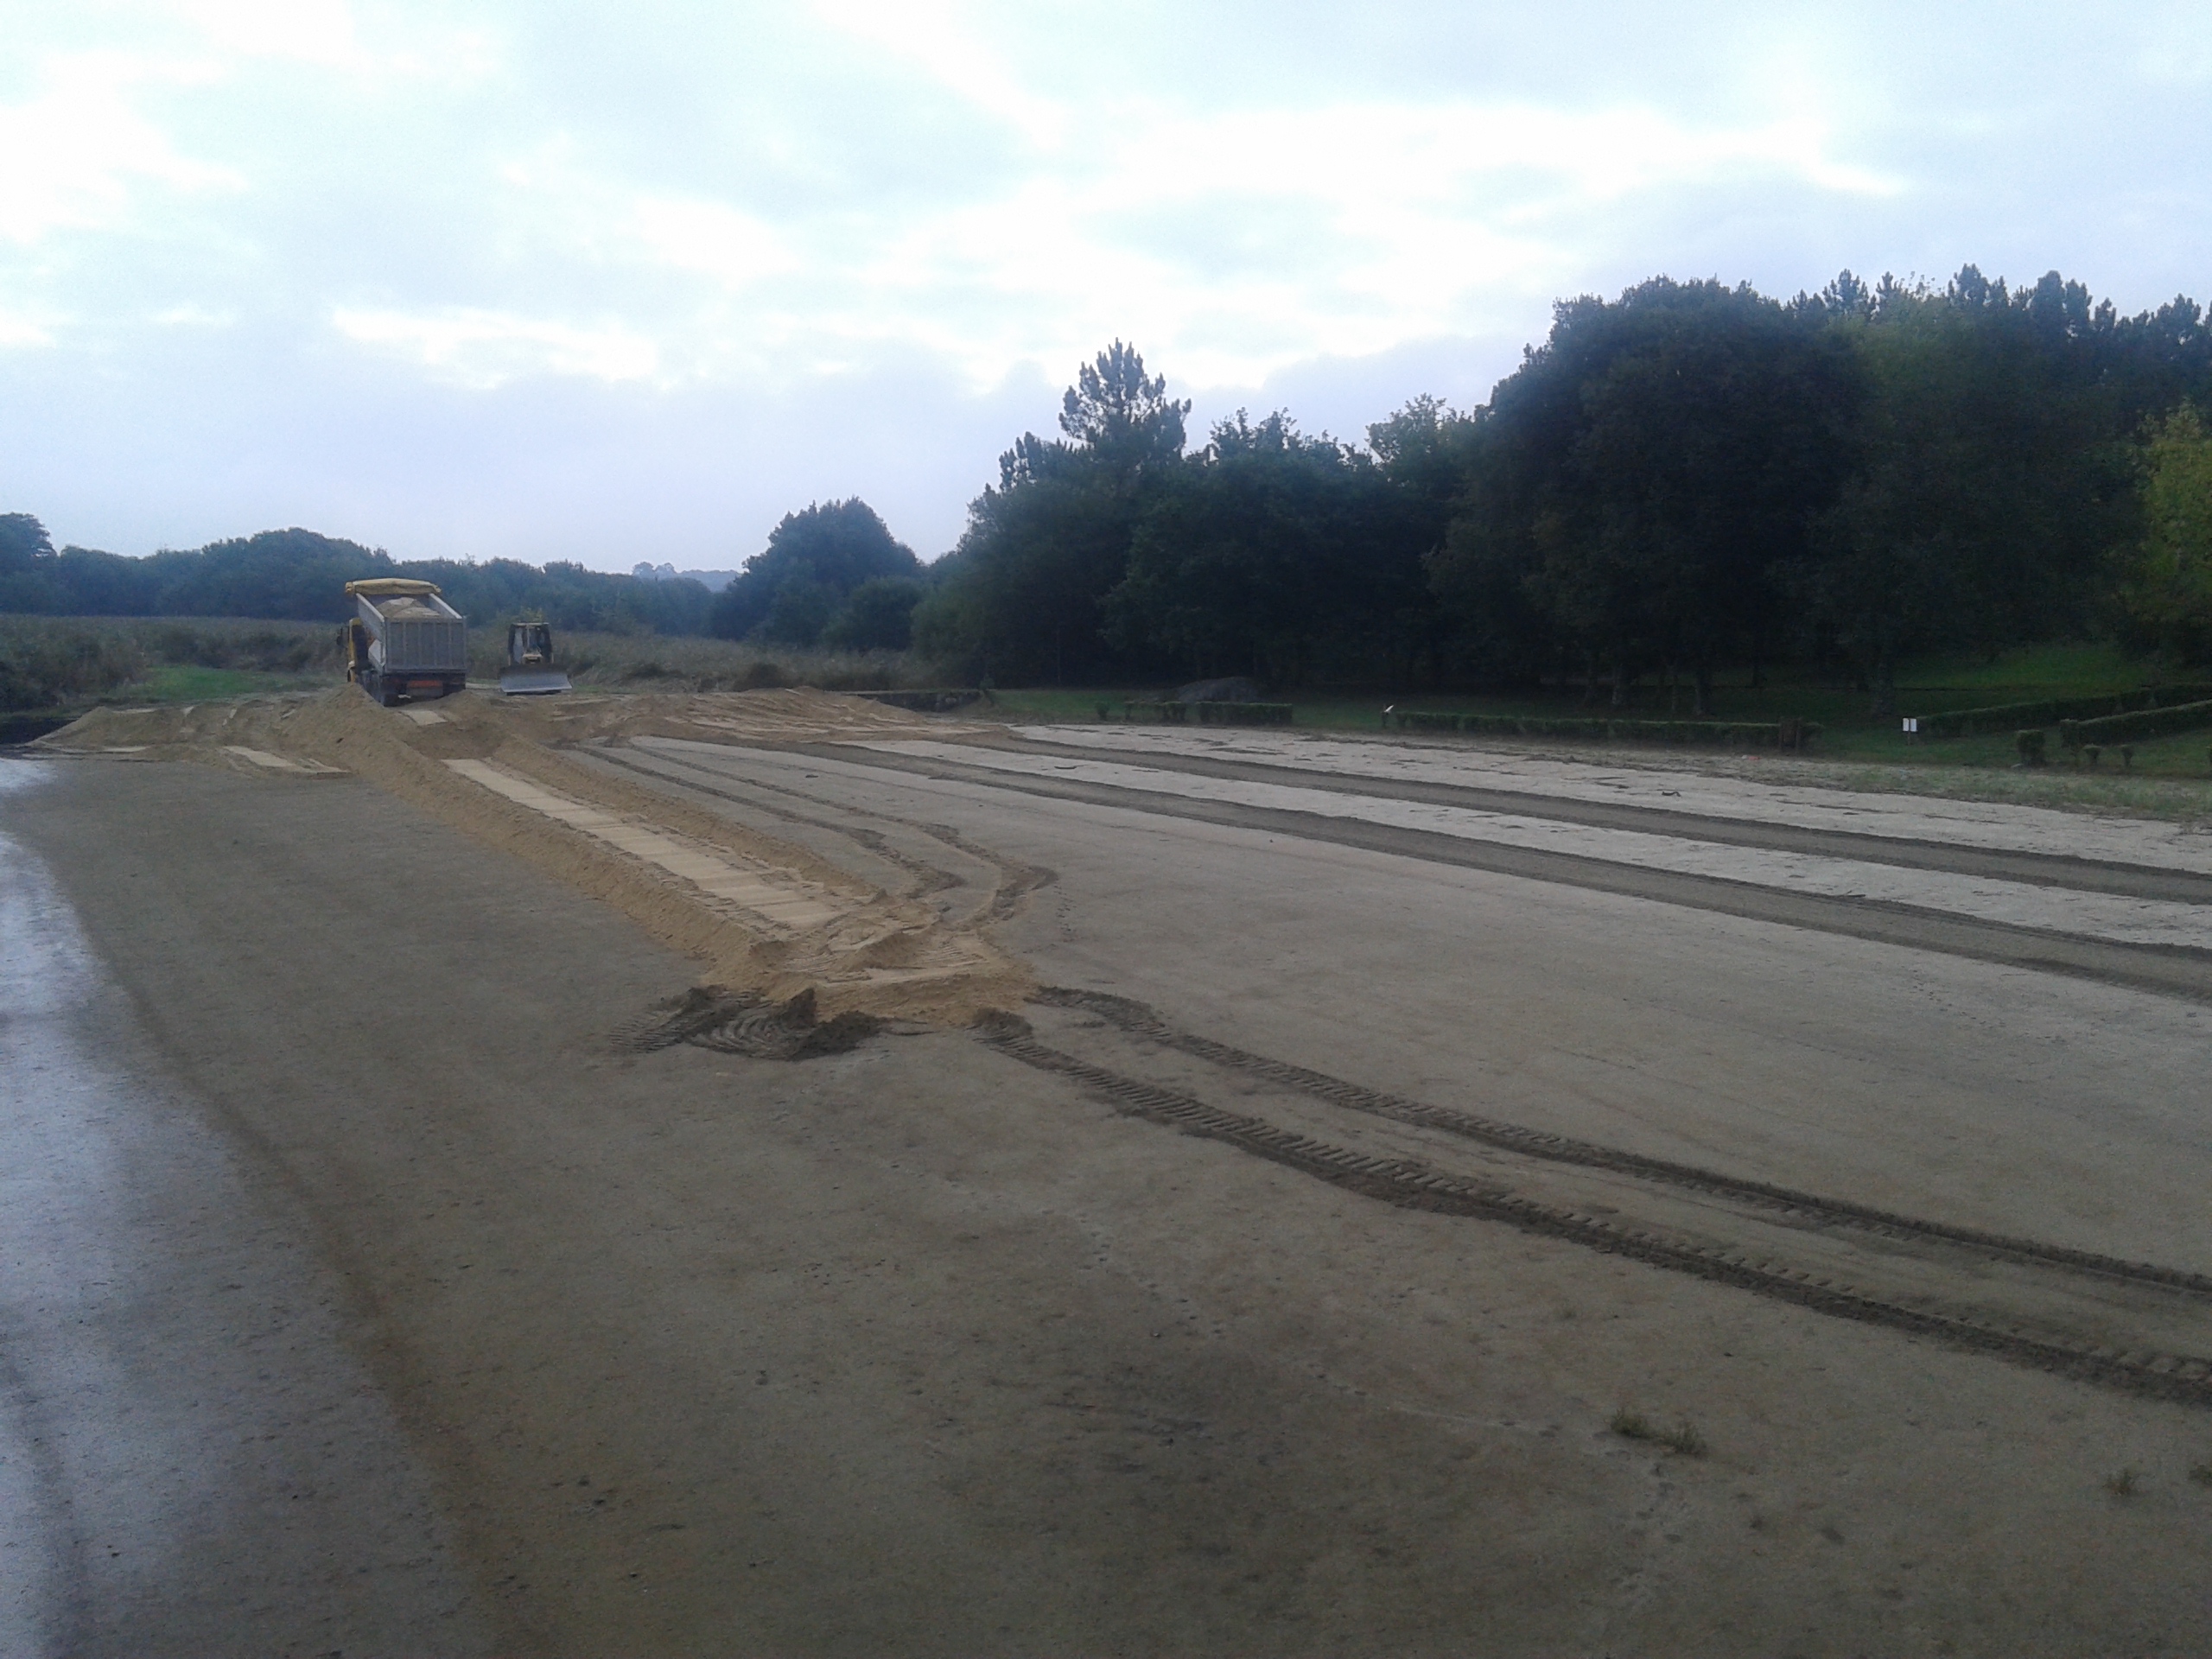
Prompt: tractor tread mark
<box><xmin>978</xmin><ymin>1025</ymin><xmax>2212</xmax><ymax>1409</ymax></box>
<box><xmin>1033</xmin><ymin>986</ymin><xmax>2212</xmax><ymax>1300</ymax></box>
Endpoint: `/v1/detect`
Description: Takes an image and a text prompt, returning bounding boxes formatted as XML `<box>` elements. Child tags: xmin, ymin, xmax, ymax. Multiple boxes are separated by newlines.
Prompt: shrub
<box><xmin>2016</xmin><ymin>728</ymin><xmax>2048</xmax><ymax>766</ymax></box>
<box><xmin>1388</xmin><ymin>709</ymin><xmax>1817</xmax><ymax>747</ymax></box>
<box><xmin>1194</xmin><ymin>701</ymin><xmax>1292</xmax><ymax>725</ymax></box>
<box><xmin>0</xmin><ymin>619</ymin><xmax>152</xmax><ymax>708</ymax></box>
<box><xmin>2058</xmin><ymin>697</ymin><xmax>2212</xmax><ymax>749</ymax></box>
<box><xmin>1913</xmin><ymin>690</ymin><xmax>2152</xmax><ymax>738</ymax></box>
<box><xmin>1914</xmin><ymin>684</ymin><xmax>2212</xmax><ymax>741</ymax></box>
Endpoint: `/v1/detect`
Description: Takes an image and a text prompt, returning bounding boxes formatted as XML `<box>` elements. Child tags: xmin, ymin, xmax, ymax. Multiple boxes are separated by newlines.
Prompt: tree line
<box><xmin>0</xmin><ymin>523</ymin><xmax>720</xmax><ymax>636</ymax></box>
<box><xmin>10</xmin><ymin>263</ymin><xmax>2212</xmax><ymax>699</ymax></box>
<box><xmin>912</xmin><ymin>270</ymin><xmax>2212</xmax><ymax>707</ymax></box>
<box><xmin>0</xmin><ymin>504</ymin><xmax>931</xmax><ymax>653</ymax></box>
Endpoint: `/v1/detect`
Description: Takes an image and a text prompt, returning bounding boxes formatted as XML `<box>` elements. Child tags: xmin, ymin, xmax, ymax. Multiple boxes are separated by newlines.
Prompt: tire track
<box><xmin>1034</xmin><ymin>986</ymin><xmax>2212</xmax><ymax>1300</ymax></box>
<box><xmin>580</xmin><ymin>742</ymin><xmax>961</xmax><ymax>900</ymax></box>
<box><xmin>974</xmin><ymin>1017</ymin><xmax>2212</xmax><ymax>1409</ymax></box>
<box><xmin>610</xmin><ymin>739</ymin><xmax>1058</xmax><ymax>925</ymax></box>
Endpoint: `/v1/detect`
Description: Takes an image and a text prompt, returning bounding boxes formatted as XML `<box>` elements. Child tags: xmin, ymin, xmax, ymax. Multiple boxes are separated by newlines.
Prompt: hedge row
<box><xmin>1389</xmin><ymin>709</ymin><xmax>1818</xmax><ymax>747</ymax></box>
<box><xmin>2057</xmin><ymin>698</ymin><xmax>2212</xmax><ymax>748</ymax></box>
<box><xmin>1912</xmin><ymin>684</ymin><xmax>2212</xmax><ymax>738</ymax></box>
<box><xmin>1125</xmin><ymin>700</ymin><xmax>1294</xmax><ymax>725</ymax></box>
<box><xmin>1914</xmin><ymin>691</ymin><xmax>2151</xmax><ymax>738</ymax></box>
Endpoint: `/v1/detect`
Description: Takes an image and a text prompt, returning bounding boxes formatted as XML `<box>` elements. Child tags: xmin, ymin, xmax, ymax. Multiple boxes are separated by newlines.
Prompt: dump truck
<box><xmin>499</xmin><ymin>620</ymin><xmax>572</xmax><ymax>696</ymax></box>
<box><xmin>343</xmin><ymin>579</ymin><xmax>467</xmax><ymax>706</ymax></box>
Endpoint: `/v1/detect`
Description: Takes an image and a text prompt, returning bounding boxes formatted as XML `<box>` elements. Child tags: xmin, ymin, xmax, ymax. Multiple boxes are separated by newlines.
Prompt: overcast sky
<box><xmin>5</xmin><ymin>1</ymin><xmax>2211</xmax><ymax>569</ymax></box>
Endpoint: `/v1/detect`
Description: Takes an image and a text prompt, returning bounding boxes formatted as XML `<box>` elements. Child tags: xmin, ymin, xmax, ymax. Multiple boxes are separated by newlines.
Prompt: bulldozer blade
<box><xmin>499</xmin><ymin>668</ymin><xmax>573</xmax><ymax>696</ymax></box>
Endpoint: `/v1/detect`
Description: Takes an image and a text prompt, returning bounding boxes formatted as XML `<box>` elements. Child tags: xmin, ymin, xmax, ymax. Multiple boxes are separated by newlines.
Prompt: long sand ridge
<box><xmin>38</xmin><ymin>688</ymin><xmax>1029</xmax><ymax>1022</ymax></box>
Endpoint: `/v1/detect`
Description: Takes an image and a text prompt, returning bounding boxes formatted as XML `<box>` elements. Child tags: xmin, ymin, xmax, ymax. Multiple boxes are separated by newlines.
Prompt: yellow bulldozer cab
<box><xmin>344</xmin><ymin>578</ymin><xmax>444</xmax><ymax>598</ymax></box>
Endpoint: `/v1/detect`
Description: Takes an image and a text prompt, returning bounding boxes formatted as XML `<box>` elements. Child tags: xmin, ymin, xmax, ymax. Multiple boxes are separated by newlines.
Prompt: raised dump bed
<box><xmin>345</xmin><ymin>579</ymin><xmax>467</xmax><ymax>707</ymax></box>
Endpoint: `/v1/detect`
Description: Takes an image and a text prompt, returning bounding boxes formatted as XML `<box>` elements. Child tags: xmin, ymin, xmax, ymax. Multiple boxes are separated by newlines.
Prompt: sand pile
<box><xmin>50</xmin><ymin>683</ymin><xmax>954</xmax><ymax>755</ymax></box>
<box><xmin>41</xmin><ymin>687</ymin><xmax>1032</xmax><ymax>1026</ymax></box>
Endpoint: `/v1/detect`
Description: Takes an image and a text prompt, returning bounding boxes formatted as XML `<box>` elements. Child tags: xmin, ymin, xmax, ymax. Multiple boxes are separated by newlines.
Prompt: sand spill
<box><xmin>41</xmin><ymin>687</ymin><xmax>1030</xmax><ymax>1025</ymax></box>
<box><xmin>445</xmin><ymin>759</ymin><xmax>851</xmax><ymax>935</ymax></box>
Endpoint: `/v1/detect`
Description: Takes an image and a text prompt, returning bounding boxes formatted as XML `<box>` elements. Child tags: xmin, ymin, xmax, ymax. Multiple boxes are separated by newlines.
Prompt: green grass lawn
<box><xmin>120</xmin><ymin>664</ymin><xmax>334</xmax><ymax>702</ymax></box>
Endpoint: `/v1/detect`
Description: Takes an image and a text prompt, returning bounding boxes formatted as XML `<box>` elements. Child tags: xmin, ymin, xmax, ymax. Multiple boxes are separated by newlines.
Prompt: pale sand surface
<box><xmin>861</xmin><ymin>738</ymin><xmax>2212</xmax><ymax>948</ymax></box>
<box><xmin>1020</xmin><ymin>723</ymin><xmax>2212</xmax><ymax>870</ymax></box>
<box><xmin>7</xmin><ymin>690</ymin><xmax>2212</xmax><ymax>1655</ymax></box>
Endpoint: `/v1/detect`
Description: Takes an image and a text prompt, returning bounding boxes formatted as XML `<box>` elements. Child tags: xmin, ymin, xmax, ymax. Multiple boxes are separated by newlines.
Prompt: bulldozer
<box><xmin>499</xmin><ymin>620</ymin><xmax>572</xmax><ymax>696</ymax></box>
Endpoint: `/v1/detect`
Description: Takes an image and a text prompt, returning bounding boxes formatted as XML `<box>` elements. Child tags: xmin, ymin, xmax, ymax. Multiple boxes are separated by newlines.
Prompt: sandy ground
<box><xmin>0</xmin><ymin>765</ymin><xmax>491</xmax><ymax>1657</ymax></box>
<box><xmin>8</xmin><ymin>688</ymin><xmax>2212</xmax><ymax>1654</ymax></box>
<box><xmin>857</xmin><ymin>738</ymin><xmax>2212</xmax><ymax>948</ymax></box>
<box><xmin>42</xmin><ymin>690</ymin><xmax>1029</xmax><ymax>1024</ymax></box>
<box><xmin>1018</xmin><ymin>724</ymin><xmax>2212</xmax><ymax>872</ymax></box>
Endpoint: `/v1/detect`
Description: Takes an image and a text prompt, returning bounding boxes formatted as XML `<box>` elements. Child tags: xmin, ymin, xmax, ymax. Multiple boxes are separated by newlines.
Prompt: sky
<box><xmin>4</xmin><ymin>2</ymin><xmax>2211</xmax><ymax>570</ymax></box>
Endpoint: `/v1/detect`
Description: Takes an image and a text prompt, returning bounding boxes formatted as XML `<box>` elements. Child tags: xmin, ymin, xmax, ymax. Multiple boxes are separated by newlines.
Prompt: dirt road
<box><xmin>9</xmin><ymin>697</ymin><xmax>2212</xmax><ymax>1654</ymax></box>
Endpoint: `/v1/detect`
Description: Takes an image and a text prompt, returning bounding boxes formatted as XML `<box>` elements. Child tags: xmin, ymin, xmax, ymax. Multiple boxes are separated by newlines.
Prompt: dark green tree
<box><xmin>822</xmin><ymin>575</ymin><xmax>926</xmax><ymax>651</ymax></box>
<box><xmin>710</xmin><ymin>499</ymin><xmax>923</xmax><ymax>644</ymax></box>
<box><xmin>1786</xmin><ymin>269</ymin><xmax>2135</xmax><ymax>710</ymax></box>
<box><xmin>1057</xmin><ymin>339</ymin><xmax>1192</xmax><ymax>470</ymax></box>
<box><xmin>1104</xmin><ymin>411</ymin><xmax>1408</xmax><ymax>684</ymax></box>
<box><xmin>0</xmin><ymin>513</ymin><xmax>57</xmax><ymax>612</ymax></box>
<box><xmin>2113</xmin><ymin>404</ymin><xmax>2212</xmax><ymax>663</ymax></box>
<box><xmin>1430</xmin><ymin>279</ymin><xmax>1854</xmax><ymax>706</ymax></box>
<box><xmin>913</xmin><ymin>343</ymin><xmax>1188</xmax><ymax>682</ymax></box>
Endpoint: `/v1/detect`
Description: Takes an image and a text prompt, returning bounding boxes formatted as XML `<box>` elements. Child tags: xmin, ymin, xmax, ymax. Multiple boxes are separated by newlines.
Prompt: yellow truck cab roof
<box><xmin>345</xmin><ymin>578</ymin><xmax>443</xmax><ymax>597</ymax></box>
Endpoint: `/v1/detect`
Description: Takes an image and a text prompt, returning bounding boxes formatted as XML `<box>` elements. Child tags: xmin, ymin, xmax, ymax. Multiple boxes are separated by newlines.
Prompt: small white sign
<box><xmin>1901</xmin><ymin>717</ymin><xmax>1919</xmax><ymax>734</ymax></box>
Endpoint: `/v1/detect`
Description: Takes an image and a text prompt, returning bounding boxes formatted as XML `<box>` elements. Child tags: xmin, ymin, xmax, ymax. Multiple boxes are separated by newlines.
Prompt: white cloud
<box><xmin>809</xmin><ymin>0</ymin><xmax>1070</xmax><ymax>147</ymax></box>
<box><xmin>161</xmin><ymin>0</ymin><xmax>499</xmax><ymax>79</ymax></box>
<box><xmin>0</xmin><ymin>52</ymin><xmax>241</xmax><ymax>245</ymax></box>
<box><xmin>0</xmin><ymin>307</ymin><xmax>60</xmax><ymax>348</ymax></box>
<box><xmin>149</xmin><ymin>302</ymin><xmax>237</xmax><ymax>327</ymax></box>
<box><xmin>2135</xmin><ymin>5</ymin><xmax>2212</xmax><ymax>84</ymax></box>
<box><xmin>3</xmin><ymin>0</ymin><xmax>2207</xmax><ymax>565</ymax></box>
<box><xmin>0</xmin><ymin>2</ymin><xmax>1911</xmax><ymax>394</ymax></box>
<box><xmin>330</xmin><ymin>306</ymin><xmax>663</xmax><ymax>388</ymax></box>
<box><xmin>162</xmin><ymin>0</ymin><xmax>373</xmax><ymax>67</ymax></box>
<box><xmin>742</xmin><ymin>96</ymin><xmax>1901</xmax><ymax>390</ymax></box>
<box><xmin>629</xmin><ymin>198</ymin><xmax>800</xmax><ymax>290</ymax></box>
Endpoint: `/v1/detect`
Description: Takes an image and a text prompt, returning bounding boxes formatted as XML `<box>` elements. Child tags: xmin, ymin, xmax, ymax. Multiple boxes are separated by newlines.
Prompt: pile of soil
<box><xmin>41</xmin><ymin>687</ymin><xmax>1032</xmax><ymax>1027</ymax></box>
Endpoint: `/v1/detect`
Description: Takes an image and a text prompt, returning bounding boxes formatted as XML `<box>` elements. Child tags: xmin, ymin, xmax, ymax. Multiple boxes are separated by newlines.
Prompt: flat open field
<box><xmin>6</xmin><ymin>689</ymin><xmax>2212</xmax><ymax>1655</ymax></box>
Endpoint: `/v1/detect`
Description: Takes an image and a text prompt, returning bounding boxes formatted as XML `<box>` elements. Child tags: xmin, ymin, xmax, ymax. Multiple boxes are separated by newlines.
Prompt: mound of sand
<box><xmin>41</xmin><ymin>687</ymin><xmax>1031</xmax><ymax>1027</ymax></box>
<box><xmin>48</xmin><ymin>683</ymin><xmax>949</xmax><ymax>756</ymax></box>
